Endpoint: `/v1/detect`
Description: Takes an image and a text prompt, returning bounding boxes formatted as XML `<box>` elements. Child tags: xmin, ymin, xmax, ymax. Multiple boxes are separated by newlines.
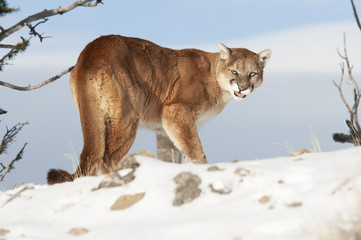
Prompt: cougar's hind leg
<box><xmin>103</xmin><ymin>115</ymin><xmax>139</xmax><ymax>171</ymax></box>
<box><xmin>73</xmin><ymin>80</ymin><xmax>107</xmax><ymax>178</ymax></box>
<box><xmin>47</xmin><ymin>69</ymin><xmax>107</xmax><ymax>184</ymax></box>
<box><xmin>82</xmin><ymin>66</ymin><xmax>140</xmax><ymax>174</ymax></box>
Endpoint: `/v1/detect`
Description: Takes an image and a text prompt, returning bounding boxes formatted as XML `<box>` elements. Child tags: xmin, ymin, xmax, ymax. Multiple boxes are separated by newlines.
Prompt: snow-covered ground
<box><xmin>1</xmin><ymin>147</ymin><xmax>361</xmax><ymax>240</ymax></box>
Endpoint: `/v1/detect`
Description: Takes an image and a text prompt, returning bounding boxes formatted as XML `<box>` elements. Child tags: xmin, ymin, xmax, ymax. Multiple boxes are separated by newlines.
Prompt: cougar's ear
<box><xmin>218</xmin><ymin>43</ymin><xmax>232</xmax><ymax>60</ymax></box>
<box><xmin>258</xmin><ymin>49</ymin><xmax>272</xmax><ymax>68</ymax></box>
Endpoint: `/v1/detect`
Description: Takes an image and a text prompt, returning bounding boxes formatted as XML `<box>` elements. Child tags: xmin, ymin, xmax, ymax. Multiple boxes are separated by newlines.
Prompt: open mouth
<box><xmin>234</xmin><ymin>90</ymin><xmax>247</xmax><ymax>98</ymax></box>
<box><xmin>231</xmin><ymin>83</ymin><xmax>247</xmax><ymax>99</ymax></box>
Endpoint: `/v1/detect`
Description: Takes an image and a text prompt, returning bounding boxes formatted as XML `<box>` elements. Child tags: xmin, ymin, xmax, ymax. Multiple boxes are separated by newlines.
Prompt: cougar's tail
<box><xmin>47</xmin><ymin>169</ymin><xmax>73</xmax><ymax>185</ymax></box>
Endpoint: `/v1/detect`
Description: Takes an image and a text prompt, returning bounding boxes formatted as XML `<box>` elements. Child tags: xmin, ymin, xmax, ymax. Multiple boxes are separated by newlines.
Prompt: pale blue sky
<box><xmin>2</xmin><ymin>0</ymin><xmax>357</xmax><ymax>49</ymax></box>
<box><xmin>1</xmin><ymin>0</ymin><xmax>361</xmax><ymax>187</ymax></box>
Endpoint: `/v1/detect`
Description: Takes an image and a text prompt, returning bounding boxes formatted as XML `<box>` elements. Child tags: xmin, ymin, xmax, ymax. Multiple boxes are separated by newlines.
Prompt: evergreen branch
<box><xmin>0</xmin><ymin>0</ymin><xmax>19</xmax><ymax>17</ymax></box>
<box><xmin>0</xmin><ymin>37</ymin><xmax>29</xmax><ymax>71</ymax></box>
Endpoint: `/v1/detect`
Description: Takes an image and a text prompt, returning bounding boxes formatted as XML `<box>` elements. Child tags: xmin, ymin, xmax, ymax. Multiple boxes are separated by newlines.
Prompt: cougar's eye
<box><xmin>248</xmin><ymin>72</ymin><xmax>257</xmax><ymax>78</ymax></box>
<box><xmin>230</xmin><ymin>70</ymin><xmax>238</xmax><ymax>76</ymax></box>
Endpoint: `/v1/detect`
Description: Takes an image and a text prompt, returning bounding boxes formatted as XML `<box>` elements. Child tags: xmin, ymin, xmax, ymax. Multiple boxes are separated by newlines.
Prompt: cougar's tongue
<box><xmin>232</xmin><ymin>84</ymin><xmax>246</xmax><ymax>98</ymax></box>
<box><xmin>235</xmin><ymin>91</ymin><xmax>246</xmax><ymax>98</ymax></box>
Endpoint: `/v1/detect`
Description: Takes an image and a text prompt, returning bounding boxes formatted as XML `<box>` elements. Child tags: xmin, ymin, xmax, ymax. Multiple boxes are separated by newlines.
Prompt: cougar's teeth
<box><xmin>234</xmin><ymin>91</ymin><xmax>246</xmax><ymax>98</ymax></box>
<box><xmin>232</xmin><ymin>83</ymin><xmax>240</xmax><ymax>92</ymax></box>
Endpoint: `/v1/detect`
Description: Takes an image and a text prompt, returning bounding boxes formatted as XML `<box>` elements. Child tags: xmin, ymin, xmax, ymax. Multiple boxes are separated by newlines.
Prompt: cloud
<box><xmin>5</xmin><ymin>21</ymin><xmax>361</xmax><ymax>80</ymax></box>
<box><xmin>230</xmin><ymin>21</ymin><xmax>361</xmax><ymax>74</ymax></box>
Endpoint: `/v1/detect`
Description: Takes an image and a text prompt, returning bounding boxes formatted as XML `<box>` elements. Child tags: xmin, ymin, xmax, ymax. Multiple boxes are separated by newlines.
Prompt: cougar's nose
<box><xmin>238</xmin><ymin>83</ymin><xmax>250</xmax><ymax>91</ymax></box>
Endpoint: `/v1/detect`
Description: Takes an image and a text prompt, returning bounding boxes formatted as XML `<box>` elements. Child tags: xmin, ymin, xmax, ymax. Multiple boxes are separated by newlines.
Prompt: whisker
<box><xmin>258</xmin><ymin>87</ymin><xmax>273</xmax><ymax>93</ymax></box>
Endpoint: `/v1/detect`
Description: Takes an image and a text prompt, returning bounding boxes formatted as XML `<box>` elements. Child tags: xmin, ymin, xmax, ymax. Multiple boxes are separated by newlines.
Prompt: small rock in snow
<box><xmin>0</xmin><ymin>229</ymin><xmax>10</xmax><ymax>236</ymax></box>
<box><xmin>286</xmin><ymin>202</ymin><xmax>303</xmax><ymax>208</ymax></box>
<box><xmin>259</xmin><ymin>196</ymin><xmax>271</xmax><ymax>204</ymax></box>
<box><xmin>68</xmin><ymin>227</ymin><xmax>88</xmax><ymax>236</ymax></box>
<box><xmin>116</xmin><ymin>150</ymin><xmax>154</xmax><ymax>171</ymax></box>
<box><xmin>209</xmin><ymin>181</ymin><xmax>232</xmax><ymax>194</ymax></box>
<box><xmin>94</xmin><ymin>170</ymin><xmax>135</xmax><ymax>190</ymax></box>
<box><xmin>234</xmin><ymin>168</ymin><xmax>251</xmax><ymax>177</ymax></box>
<box><xmin>110</xmin><ymin>192</ymin><xmax>146</xmax><ymax>210</ymax></box>
<box><xmin>116</xmin><ymin>155</ymin><xmax>140</xmax><ymax>171</ymax></box>
<box><xmin>173</xmin><ymin>172</ymin><xmax>201</xmax><ymax>206</ymax></box>
<box><xmin>207</xmin><ymin>166</ymin><xmax>223</xmax><ymax>172</ymax></box>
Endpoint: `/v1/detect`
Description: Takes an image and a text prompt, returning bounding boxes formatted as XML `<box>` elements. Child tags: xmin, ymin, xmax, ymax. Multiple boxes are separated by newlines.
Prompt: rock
<box><xmin>286</xmin><ymin>202</ymin><xmax>303</xmax><ymax>208</ymax></box>
<box><xmin>209</xmin><ymin>181</ymin><xmax>232</xmax><ymax>194</ymax></box>
<box><xmin>234</xmin><ymin>168</ymin><xmax>251</xmax><ymax>177</ymax></box>
<box><xmin>173</xmin><ymin>172</ymin><xmax>201</xmax><ymax>206</ymax></box>
<box><xmin>259</xmin><ymin>195</ymin><xmax>271</xmax><ymax>204</ymax></box>
<box><xmin>207</xmin><ymin>166</ymin><xmax>223</xmax><ymax>172</ymax></box>
<box><xmin>110</xmin><ymin>192</ymin><xmax>145</xmax><ymax>210</ymax></box>
<box><xmin>116</xmin><ymin>150</ymin><xmax>154</xmax><ymax>171</ymax></box>
<box><xmin>93</xmin><ymin>170</ymin><xmax>136</xmax><ymax>190</ymax></box>
<box><xmin>0</xmin><ymin>229</ymin><xmax>10</xmax><ymax>236</ymax></box>
<box><xmin>68</xmin><ymin>228</ymin><xmax>88</xmax><ymax>236</ymax></box>
<box><xmin>116</xmin><ymin>155</ymin><xmax>140</xmax><ymax>171</ymax></box>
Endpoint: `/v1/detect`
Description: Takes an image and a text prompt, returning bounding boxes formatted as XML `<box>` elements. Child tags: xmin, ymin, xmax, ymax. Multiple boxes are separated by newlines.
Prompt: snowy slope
<box><xmin>1</xmin><ymin>147</ymin><xmax>361</xmax><ymax>240</ymax></box>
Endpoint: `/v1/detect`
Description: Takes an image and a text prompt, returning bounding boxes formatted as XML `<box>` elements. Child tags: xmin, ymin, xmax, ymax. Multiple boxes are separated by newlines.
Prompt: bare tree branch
<box><xmin>0</xmin><ymin>121</ymin><xmax>28</xmax><ymax>155</ymax></box>
<box><xmin>350</xmin><ymin>0</ymin><xmax>361</xmax><ymax>32</ymax></box>
<box><xmin>0</xmin><ymin>119</ymin><xmax>28</xmax><ymax>182</ymax></box>
<box><xmin>347</xmin><ymin>120</ymin><xmax>361</xmax><ymax>146</ymax></box>
<box><xmin>0</xmin><ymin>0</ymin><xmax>102</xmax><ymax>42</ymax></box>
<box><xmin>333</xmin><ymin>33</ymin><xmax>361</xmax><ymax>146</ymax></box>
<box><xmin>0</xmin><ymin>143</ymin><xmax>27</xmax><ymax>182</ymax></box>
<box><xmin>26</xmin><ymin>18</ymin><xmax>51</xmax><ymax>42</ymax></box>
<box><xmin>0</xmin><ymin>65</ymin><xmax>75</xmax><ymax>91</ymax></box>
<box><xmin>0</xmin><ymin>44</ymin><xmax>15</xmax><ymax>48</ymax></box>
<box><xmin>333</xmin><ymin>63</ymin><xmax>352</xmax><ymax>113</ymax></box>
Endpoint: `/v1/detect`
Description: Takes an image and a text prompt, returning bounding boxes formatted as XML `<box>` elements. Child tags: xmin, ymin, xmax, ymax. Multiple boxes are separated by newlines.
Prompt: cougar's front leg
<box><xmin>161</xmin><ymin>104</ymin><xmax>207</xmax><ymax>164</ymax></box>
<box><xmin>156</xmin><ymin>133</ymin><xmax>182</xmax><ymax>163</ymax></box>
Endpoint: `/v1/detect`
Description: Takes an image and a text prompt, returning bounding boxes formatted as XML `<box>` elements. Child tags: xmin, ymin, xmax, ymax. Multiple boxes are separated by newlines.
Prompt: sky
<box><xmin>1</xmin><ymin>0</ymin><xmax>361</xmax><ymax>187</ymax></box>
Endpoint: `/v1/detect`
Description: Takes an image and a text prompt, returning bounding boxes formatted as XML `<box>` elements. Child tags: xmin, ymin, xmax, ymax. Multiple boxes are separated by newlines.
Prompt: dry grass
<box><xmin>307</xmin><ymin>125</ymin><xmax>322</xmax><ymax>153</ymax></box>
<box><xmin>315</xmin><ymin>215</ymin><xmax>361</xmax><ymax>240</ymax></box>
<box><xmin>63</xmin><ymin>140</ymin><xmax>79</xmax><ymax>172</ymax></box>
<box><xmin>273</xmin><ymin>127</ymin><xmax>322</xmax><ymax>157</ymax></box>
<box><xmin>314</xmin><ymin>177</ymin><xmax>361</xmax><ymax>240</ymax></box>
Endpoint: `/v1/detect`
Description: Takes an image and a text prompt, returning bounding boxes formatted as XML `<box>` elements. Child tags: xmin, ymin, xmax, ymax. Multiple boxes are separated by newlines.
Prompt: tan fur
<box><xmin>47</xmin><ymin>35</ymin><xmax>271</xmax><ymax>184</ymax></box>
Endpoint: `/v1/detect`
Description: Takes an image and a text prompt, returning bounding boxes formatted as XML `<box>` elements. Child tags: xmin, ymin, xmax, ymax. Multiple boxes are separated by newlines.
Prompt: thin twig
<box><xmin>0</xmin><ymin>65</ymin><xmax>75</xmax><ymax>91</ymax></box>
<box><xmin>0</xmin><ymin>143</ymin><xmax>27</xmax><ymax>182</ymax></box>
<box><xmin>346</xmin><ymin>120</ymin><xmax>361</xmax><ymax>146</ymax></box>
<box><xmin>333</xmin><ymin>63</ymin><xmax>352</xmax><ymax>114</ymax></box>
<box><xmin>26</xmin><ymin>19</ymin><xmax>51</xmax><ymax>42</ymax></box>
<box><xmin>0</xmin><ymin>184</ymin><xmax>34</xmax><ymax>208</ymax></box>
<box><xmin>350</xmin><ymin>0</ymin><xmax>361</xmax><ymax>32</ymax></box>
<box><xmin>333</xmin><ymin>33</ymin><xmax>361</xmax><ymax>145</ymax></box>
<box><xmin>0</xmin><ymin>0</ymin><xmax>102</xmax><ymax>42</ymax></box>
<box><xmin>0</xmin><ymin>44</ymin><xmax>15</xmax><ymax>49</ymax></box>
<box><xmin>0</xmin><ymin>122</ymin><xmax>28</xmax><ymax>154</ymax></box>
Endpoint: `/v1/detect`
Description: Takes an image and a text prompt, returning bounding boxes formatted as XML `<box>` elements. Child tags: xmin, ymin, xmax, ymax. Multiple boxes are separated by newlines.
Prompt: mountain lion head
<box><xmin>216</xmin><ymin>43</ymin><xmax>271</xmax><ymax>101</ymax></box>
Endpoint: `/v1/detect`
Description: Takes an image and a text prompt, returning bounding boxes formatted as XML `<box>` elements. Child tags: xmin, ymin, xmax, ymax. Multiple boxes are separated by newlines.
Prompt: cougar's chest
<box><xmin>195</xmin><ymin>106</ymin><xmax>222</xmax><ymax>129</ymax></box>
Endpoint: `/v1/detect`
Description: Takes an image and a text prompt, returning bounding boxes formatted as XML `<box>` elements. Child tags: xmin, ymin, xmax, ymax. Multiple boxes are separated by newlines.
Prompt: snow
<box><xmin>1</xmin><ymin>147</ymin><xmax>361</xmax><ymax>240</ymax></box>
